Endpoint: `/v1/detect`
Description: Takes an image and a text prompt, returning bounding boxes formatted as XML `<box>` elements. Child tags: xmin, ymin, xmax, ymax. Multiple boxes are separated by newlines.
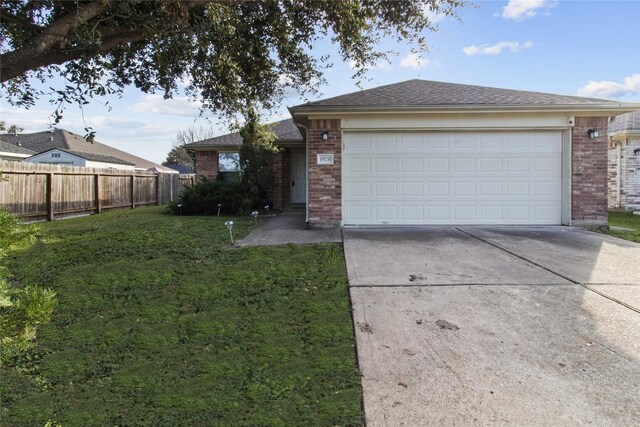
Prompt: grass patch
<box><xmin>603</xmin><ymin>210</ymin><xmax>640</xmax><ymax>243</ymax></box>
<box><xmin>1</xmin><ymin>207</ymin><xmax>361</xmax><ymax>426</ymax></box>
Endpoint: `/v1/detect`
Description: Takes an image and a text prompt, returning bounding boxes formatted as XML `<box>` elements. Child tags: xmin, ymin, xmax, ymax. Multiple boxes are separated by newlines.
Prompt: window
<box><xmin>219</xmin><ymin>152</ymin><xmax>240</xmax><ymax>172</ymax></box>
<box><xmin>51</xmin><ymin>152</ymin><xmax>61</xmax><ymax>158</ymax></box>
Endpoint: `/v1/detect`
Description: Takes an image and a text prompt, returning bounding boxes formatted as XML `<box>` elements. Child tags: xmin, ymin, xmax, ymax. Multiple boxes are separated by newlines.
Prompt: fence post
<box><xmin>95</xmin><ymin>174</ymin><xmax>102</xmax><ymax>213</ymax></box>
<box><xmin>156</xmin><ymin>174</ymin><xmax>161</xmax><ymax>205</ymax></box>
<box><xmin>46</xmin><ymin>172</ymin><xmax>54</xmax><ymax>221</ymax></box>
<box><xmin>131</xmin><ymin>174</ymin><xmax>135</xmax><ymax>209</ymax></box>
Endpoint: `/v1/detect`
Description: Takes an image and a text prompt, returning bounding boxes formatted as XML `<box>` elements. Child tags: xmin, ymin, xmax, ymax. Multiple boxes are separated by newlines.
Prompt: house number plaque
<box><xmin>317</xmin><ymin>154</ymin><xmax>334</xmax><ymax>165</ymax></box>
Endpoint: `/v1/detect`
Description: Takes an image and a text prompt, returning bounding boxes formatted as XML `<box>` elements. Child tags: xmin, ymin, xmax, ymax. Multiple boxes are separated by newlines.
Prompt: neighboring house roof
<box><xmin>609</xmin><ymin>110</ymin><xmax>640</xmax><ymax>133</ymax></box>
<box><xmin>28</xmin><ymin>148</ymin><xmax>135</xmax><ymax>166</ymax></box>
<box><xmin>164</xmin><ymin>163</ymin><xmax>195</xmax><ymax>174</ymax></box>
<box><xmin>185</xmin><ymin>118</ymin><xmax>303</xmax><ymax>149</ymax></box>
<box><xmin>290</xmin><ymin>79</ymin><xmax>637</xmax><ymax>114</ymax></box>
<box><xmin>0</xmin><ymin>140</ymin><xmax>37</xmax><ymax>156</ymax></box>
<box><xmin>0</xmin><ymin>129</ymin><xmax>175</xmax><ymax>173</ymax></box>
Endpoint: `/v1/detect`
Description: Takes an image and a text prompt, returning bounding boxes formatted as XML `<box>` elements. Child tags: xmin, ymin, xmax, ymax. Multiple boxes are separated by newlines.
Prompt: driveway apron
<box><xmin>344</xmin><ymin>226</ymin><xmax>640</xmax><ymax>426</ymax></box>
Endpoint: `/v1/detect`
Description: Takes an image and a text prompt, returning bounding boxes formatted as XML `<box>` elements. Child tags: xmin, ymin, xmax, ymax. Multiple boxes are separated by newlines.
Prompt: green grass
<box><xmin>604</xmin><ymin>210</ymin><xmax>640</xmax><ymax>243</ymax></box>
<box><xmin>1</xmin><ymin>207</ymin><xmax>361</xmax><ymax>426</ymax></box>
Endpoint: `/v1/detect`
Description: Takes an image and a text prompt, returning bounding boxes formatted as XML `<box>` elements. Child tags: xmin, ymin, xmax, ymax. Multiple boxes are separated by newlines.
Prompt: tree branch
<box><xmin>0</xmin><ymin>8</ymin><xmax>43</xmax><ymax>33</ymax></box>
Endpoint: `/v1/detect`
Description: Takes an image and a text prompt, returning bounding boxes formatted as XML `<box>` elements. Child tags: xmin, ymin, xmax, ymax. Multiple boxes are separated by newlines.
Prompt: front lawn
<box><xmin>1</xmin><ymin>207</ymin><xmax>361</xmax><ymax>426</ymax></box>
<box><xmin>604</xmin><ymin>210</ymin><xmax>640</xmax><ymax>243</ymax></box>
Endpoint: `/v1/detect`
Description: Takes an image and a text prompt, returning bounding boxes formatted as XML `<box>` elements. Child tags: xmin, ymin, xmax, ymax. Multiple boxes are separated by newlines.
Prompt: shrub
<box><xmin>238</xmin><ymin>109</ymin><xmax>279</xmax><ymax>211</ymax></box>
<box><xmin>168</xmin><ymin>177</ymin><xmax>246</xmax><ymax>215</ymax></box>
<box><xmin>0</xmin><ymin>208</ymin><xmax>56</xmax><ymax>365</ymax></box>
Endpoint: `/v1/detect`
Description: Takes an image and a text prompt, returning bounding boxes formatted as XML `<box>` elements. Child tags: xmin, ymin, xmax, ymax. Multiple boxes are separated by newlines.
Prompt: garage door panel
<box><xmin>400</xmin><ymin>157</ymin><xmax>423</xmax><ymax>173</ymax></box>
<box><xmin>374</xmin><ymin>182</ymin><xmax>397</xmax><ymax>197</ymax></box>
<box><xmin>427</xmin><ymin>158</ymin><xmax>450</xmax><ymax>173</ymax></box>
<box><xmin>346</xmin><ymin>181</ymin><xmax>371</xmax><ymax>197</ymax></box>
<box><xmin>343</xmin><ymin>131</ymin><xmax>562</xmax><ymax>225</ymax></box>
<box><xmin>427</xmin><ymin>182</ymin><xmax>450</xmax><ymax>196</ymax></box>
<box><xmin>425</xmin><ymin>134</ymin><xmax>450</xmax><ymax>150</ymax></box>
<box><xmin>399</xmin><ymin>134</ymin><xmax>423</xmax><ymax>151</ymax></box>
<box><xmin>401</xmin><ymin>182</ymin><xmax>424</xmax><ymax>197</ymax></box>
<box><xmin>453</xmin><ymin>158</ymin><xmax>476</xmax><ymax>173</ymax></box>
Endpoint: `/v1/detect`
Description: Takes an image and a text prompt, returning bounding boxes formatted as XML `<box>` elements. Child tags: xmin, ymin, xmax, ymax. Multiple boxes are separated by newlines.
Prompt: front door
<box><xmin>290</xmin><ymin>149</ymin><xmax>306</xmax><ymax>204</ymax></box>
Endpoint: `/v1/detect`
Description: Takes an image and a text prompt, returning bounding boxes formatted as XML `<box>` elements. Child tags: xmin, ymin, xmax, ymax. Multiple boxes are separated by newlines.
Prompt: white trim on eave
<box><xmin>609</xmin><ymin>129</ymin><xmax>640</xmax><ymax>142</ymax></box>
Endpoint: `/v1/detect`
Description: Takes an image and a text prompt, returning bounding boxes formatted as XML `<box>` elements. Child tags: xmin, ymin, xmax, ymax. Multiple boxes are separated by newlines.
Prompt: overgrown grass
<box><xmin>604</xmin><ymin>210</ymin><xmax>640</xmax><ymax>243</ymax></box>
<box><xmin>1</xmin><ymin>207</ymin><xmax>361</xmax><ymax>426</ymax></box>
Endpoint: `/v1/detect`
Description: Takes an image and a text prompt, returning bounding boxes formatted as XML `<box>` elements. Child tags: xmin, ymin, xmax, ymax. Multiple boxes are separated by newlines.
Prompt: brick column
<box><xmin>195</xmin><ymin>151</ymin><xmax>218</xmax><ymax>179</ymax></box>
<box><xmin>308</xmin><ymin>119</ymin><xmax>342</xmax><ymax>227</ymax></box>
<box><xmin>271</xmin><ymin>150</ymin><xmax>284</xmax><ymax>211</ymax></box>
<box><xmin>572</xmin><ymin>117</ymin><xmax>608</xmax><ymax>226</ymax></box>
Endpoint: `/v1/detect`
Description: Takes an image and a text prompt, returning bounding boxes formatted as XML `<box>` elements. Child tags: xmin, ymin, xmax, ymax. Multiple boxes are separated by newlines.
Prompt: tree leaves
<box><xmin>1</xmin><ymin>0</ymin><xmax>464</xmax><ymax>119</ymax></box>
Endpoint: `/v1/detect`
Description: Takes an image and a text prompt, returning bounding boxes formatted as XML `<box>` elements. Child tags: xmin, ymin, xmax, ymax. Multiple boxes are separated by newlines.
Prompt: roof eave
<box><xmin>188</xmin><ymin>138</ymin><xmax>303</xmax><ymax>150</ymax></box>
<box><xmin>609</xmin><ymin>129</ymin><xmax>640</xmax><ymax>141</ymax></box>
<box><xmin>290</xmin><ymin>103</ymin><xmax>640</xmax><ymax>116</ymax></box>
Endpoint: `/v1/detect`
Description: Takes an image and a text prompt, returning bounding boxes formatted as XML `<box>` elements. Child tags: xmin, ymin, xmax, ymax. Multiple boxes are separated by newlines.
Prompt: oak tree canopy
<box><xmin>1</xmin><ymin>0</ymin><xmax>463</xmax><ymax>117</ymax></box>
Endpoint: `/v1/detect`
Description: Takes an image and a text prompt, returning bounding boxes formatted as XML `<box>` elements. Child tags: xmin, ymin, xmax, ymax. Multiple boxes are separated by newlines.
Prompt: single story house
<box><xmin>0</xmin><ymin>128</ymin><xmax>177</xmax><ymax>173</ymax></box>
<box><xmin>187</xmin><ymin>118</ymin><xmax>305</xmax><ymax>208</ymax></box>
<box><xmin>189</xmin><ymin>79</ymin><xmax>639</xmax><ymax>227</ymax></box>
<box><xmin>25</xmin><ymin>148</ymin><xmax>136</xmax><ymax>170</ymax></box>
<box><xmin>0</xmin><ymin>140</ymin><xmax>36</xmax><ymax>161</ymax></box>
<box><xmin>608</xmin><ymin>110</ymin><xmax>640</xmax><ymax>211</ymax></box>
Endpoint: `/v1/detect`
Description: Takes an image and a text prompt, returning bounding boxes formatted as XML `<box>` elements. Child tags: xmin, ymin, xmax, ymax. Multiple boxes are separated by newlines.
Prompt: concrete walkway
<box><xmin>345</xmin><ymin>227</ymin><xmax>640</xmax><ymax>426</ymax></box>
<box><xmin>237</xmin><ymin>211</ymin><xmax>341</xmax><ymax>247</ymax></box>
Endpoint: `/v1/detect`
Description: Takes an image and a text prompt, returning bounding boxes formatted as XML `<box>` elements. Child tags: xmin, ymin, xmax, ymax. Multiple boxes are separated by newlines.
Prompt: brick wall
<box><xmin>270</xmin><ymin>150</ymin><xmax>285</xmax><ymax>211</ymax></box>
<box><xmin>607</xmin><ymin>143</ymin><xmax>619</xmax><ymax>208</ymax></box>
<box><xmin>308</xmin><ymin>119</ymin><xmax>341</xmax><ymax>227</ymax></box>
<box><xmin>625</xmin><ymin>138</ymin><xmax>640</xmax><ymax>211</ymax></box>
<box><xmin>610</xmin><ymin>137</ymin><xmax>640</xmax><ymax>211</ymax></box>
<box><xmin>195</xmin><ymin>151</ymin><xmax>218</xmax><ymax>179</ymax></box>
<box><xmin>572</xmin><ymin>117</ymin><xmax>608</xmax><ymax>225</ymax></box>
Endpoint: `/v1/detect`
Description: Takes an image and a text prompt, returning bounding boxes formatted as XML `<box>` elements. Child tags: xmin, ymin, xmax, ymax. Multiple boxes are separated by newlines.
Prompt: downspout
<box><xmin>616</xmin><ymin>141</ymin><xmax>622</xmax><ymax>208</ymax></box>
<box><xmin>296</xmin><ymin>123</ymin><xmax>310</xmax><ymax>226</ymax></box>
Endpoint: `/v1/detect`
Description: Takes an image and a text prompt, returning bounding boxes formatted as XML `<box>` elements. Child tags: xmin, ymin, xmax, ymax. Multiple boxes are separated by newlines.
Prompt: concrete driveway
<box><xmin>344</xmin><ymin>227</ymin><xmax>640</xmax><ymax>426</ymax></box>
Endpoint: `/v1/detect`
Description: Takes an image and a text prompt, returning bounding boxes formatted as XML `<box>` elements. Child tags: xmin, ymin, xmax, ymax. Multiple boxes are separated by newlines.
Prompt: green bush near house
<box><xmin>168</xmin><ymin>177</ymin><xmax>246</xmax><ymax>215</ymax></box>
<box><xmin>1</xmin><ymin>207</ymin><xmax>361</xmax><ymax>426</ymax></box>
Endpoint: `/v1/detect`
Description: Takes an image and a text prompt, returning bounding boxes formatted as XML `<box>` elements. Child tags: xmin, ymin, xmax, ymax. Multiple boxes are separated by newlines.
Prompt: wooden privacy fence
<box><xmin>0</xmin><ymin>160</ymin><xmax>193</xmax><ymax>221</ymax></box>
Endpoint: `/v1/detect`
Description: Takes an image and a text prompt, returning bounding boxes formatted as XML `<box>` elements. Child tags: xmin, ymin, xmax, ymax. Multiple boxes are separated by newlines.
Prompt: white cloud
<box><xmin>577</xmin><ymin>74</ymin><xmax>640</xmax><ymax>99</ymax></box>
<box><xmin>348</xmin><ymin>58</ymin><xmax>390</xmax><ymax>70</ymax></box>
<box><xmin>399</xmin><ymin>53</ymin><xmax>432</xmax><ymax>69</ymax></box>
<box><xmin>463</xmin><ymin>40</ymin><xmax>534</xmax><ymax>56</ymax></box>
<box><xmin>502</xmin><ymin>0</ymin><xmax>554</xmax><ymax>20</ymax></box>
<box><xmin>129</xmin><ymin>95</ymin><xmax>201</xmax><ymax>117</ymax></box>
<box><xmin>421</xmin><ymin>5</ymin><xmax>447</xmax><ymax>24</ymax></box>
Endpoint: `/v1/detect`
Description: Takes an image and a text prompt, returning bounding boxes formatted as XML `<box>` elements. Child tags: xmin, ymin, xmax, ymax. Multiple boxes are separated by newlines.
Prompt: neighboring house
<box><xmin>0</xmin><ymin>140</ymin><xmax>36</xmax><ymax>161</ymax></box>
<box><xmin>189</xmin><ymin>79</ymin><xmax>639</xmax><ymax>227</ymax></box>
<box><xmin>0</xmin><ymin>128</ymin><xmax>176</xmax><ymax>173</ymax></box>
<box><xmin>163</xmin><ymin>163</ymin><xmax>195</xmax><ymax>175</ymax></box>
<box><xmin>25</xmin><ymin>148</ymin><xmax>135</xmax><ymax>170</ymax></box>
<box><xmin>608</xmin><ymin>110</ymin><xmax>640</xmax><ymax>211</ymax></box>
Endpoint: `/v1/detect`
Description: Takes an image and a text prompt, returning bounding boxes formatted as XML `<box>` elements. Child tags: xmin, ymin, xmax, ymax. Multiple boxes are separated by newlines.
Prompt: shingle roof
<box><xmin>0</xmin><ymin>140</ymin><xmax>37</xmax><ymax>155</ymax></box>
<box><xmin>185</xmin><ymin>118</ymin><xmax>302</xmax><ymax>148</ymax></box>
<box><xmin>164</xmin><ymin>163</ymin><xmax>195</xmax><ymax>174</ymax></box>
<box><xmin>290</xmin><ymin>79</ymin><xmax>631</xmax><ymax>111</ymax></box>
<box><xmin>31</xmin><ymin>148</ymin><xmax>135</xmax><ymax>165</ymax></box>
<box><xmin>0</xmin><ymin>129</ymin><xmax>175</xmax><ymax>172</ymax></box>
<box><xmin>609</xmin><ymin>110</ymin><xmax>640</xmax><ymax>133</ymax></box>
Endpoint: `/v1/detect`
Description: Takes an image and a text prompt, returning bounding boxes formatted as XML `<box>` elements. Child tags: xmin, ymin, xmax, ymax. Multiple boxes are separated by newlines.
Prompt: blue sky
<box><xmin>2</xmin><ymin>0</ymin><xmax>639</xmax><ymax>164</ymax></box>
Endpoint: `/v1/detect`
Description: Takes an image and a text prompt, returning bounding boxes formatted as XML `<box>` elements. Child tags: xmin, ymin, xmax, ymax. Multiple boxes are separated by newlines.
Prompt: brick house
<box><xmin>189</xmin><ymin>79</ymin><xmax>638</xmax><ymax>227</ymax></box>
<box><xmin>608</xmin><ymin>110</ymin><xmax>640</xmax><ymax>212</ymax></box>
<box><xmin>186</xmin><ymin>119</ymin><xmax>306</xmax><ymax>211</ymax></box>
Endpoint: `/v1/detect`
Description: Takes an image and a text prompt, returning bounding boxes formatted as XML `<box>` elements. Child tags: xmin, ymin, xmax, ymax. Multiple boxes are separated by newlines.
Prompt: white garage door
<box><xmin>343</xmin><ymin>131</ymin><xmax>563</xmax><ymax>225</ymax></box>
